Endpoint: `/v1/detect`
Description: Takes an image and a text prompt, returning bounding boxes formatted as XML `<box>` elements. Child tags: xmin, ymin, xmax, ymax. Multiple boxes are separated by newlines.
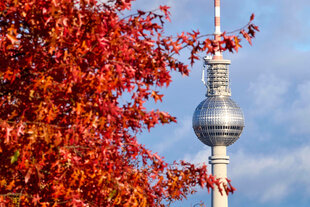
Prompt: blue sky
<box><xmin>130</xmin><ymin>0</ymin><xmax>310</xmax><ymax>206</ymax></box>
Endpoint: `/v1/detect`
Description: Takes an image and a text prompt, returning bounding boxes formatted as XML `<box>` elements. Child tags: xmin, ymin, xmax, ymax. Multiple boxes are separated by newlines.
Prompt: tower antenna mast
<box><xmin>213</xmin><ymin>0</ymin><xmax>222</xmax><ymax>60</ymax></box>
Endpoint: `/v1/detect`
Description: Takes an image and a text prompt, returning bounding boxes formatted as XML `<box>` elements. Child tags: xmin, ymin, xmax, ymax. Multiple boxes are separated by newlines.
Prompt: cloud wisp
<box><xmin>154</xmin><ymin>116</ymin><xmax>192</xmax><ymax>154</ymax></box>
<box><xmin>185</xmin><ymin>145</ymin><xmax>310</xmax><ymax>203</ymax></box>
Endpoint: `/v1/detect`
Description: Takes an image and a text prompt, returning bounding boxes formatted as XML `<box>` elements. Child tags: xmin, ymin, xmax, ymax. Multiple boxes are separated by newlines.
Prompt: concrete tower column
<box><xmin>209</xmin><ymin>146</ymin><xmax>229</xmax><ymax>207</ymax></box>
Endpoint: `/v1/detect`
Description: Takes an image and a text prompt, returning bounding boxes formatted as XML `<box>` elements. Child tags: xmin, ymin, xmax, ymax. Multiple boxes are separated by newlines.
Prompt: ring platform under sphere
<box><xmin>192</xmin><ymin>96</ymin><xmax>244</xmax><ymax>146</ymax></box>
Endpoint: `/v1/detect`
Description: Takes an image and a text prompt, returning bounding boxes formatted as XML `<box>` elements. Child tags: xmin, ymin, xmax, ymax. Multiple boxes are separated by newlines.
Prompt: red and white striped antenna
<box><xmin>213</xmin><ymin>0</ymin><xmax>222</xmax><ymax>60</ymax></box>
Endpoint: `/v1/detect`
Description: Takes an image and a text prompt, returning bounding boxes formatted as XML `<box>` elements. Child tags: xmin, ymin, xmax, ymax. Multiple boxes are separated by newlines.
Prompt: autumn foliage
<box><xmin>0</xmin><ymin>0</ymin><xmax>258</xmax><ymax>206</ymax></box>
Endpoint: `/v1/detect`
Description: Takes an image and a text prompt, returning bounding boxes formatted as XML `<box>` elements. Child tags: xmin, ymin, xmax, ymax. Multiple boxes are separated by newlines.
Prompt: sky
<box><xmin>129</xmin><ymin>0</ymin><xmax>310</xmax><ymax>206</ymax></box>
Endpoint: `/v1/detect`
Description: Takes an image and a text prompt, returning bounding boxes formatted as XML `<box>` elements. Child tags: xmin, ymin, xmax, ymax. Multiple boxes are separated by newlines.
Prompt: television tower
<box><xmin>192</xmin><ymin>0</ymin><xmax>244</xmax><ymax>207</ymax></box>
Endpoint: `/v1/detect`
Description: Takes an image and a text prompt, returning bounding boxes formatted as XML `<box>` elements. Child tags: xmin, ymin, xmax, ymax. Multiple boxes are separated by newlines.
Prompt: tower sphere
<box><xmin>192</xmin><ymin>96</ymin><xmax>244</xmax><ymax>146</ymax></box>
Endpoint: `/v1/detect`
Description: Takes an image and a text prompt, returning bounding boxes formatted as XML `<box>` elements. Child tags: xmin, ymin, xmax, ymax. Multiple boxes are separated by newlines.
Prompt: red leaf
<box><xmin>137</xmin><ymin>10</ymin><xmax>145</xmax><ymax>15</ymax></box>
<box><xmin>32</xmin><ymin>194</ymin><xmax>41</xmax><ymax>205</ymax></box>
<box><xmin>240</xmin><ymin>29</ymin><xmax>252</xmax><ymax>45</ymax></box>
<box><xmin>159</xmin><ymin>5</ymin><xmax>171</xmax><ymax>21</ymax></box>
<box><xmin>250</xmin><ymin>13</ymin><xmax>255</xmax><ymax>21</ymax></box>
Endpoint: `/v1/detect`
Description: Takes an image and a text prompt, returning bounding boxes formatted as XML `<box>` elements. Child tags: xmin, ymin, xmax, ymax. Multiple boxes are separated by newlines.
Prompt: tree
<box><xmin>0</xmin><ymin>0</ymin><xmax>258</xmax><ymax>206</ymax></box>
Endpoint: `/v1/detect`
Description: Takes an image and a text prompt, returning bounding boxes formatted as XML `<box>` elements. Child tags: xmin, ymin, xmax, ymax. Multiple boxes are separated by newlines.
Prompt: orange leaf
<box><xmin>7</xmin><ymin>34</ymin><xmax>18</xmax><ymax>44</ymax></box>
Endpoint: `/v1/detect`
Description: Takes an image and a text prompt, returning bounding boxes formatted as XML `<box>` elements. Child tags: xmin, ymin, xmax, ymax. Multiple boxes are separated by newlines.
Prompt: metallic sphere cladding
<box><xmin>192</xmin><ymin>96</ymin><xmax>244</xmax><ymax>146</ymax></box>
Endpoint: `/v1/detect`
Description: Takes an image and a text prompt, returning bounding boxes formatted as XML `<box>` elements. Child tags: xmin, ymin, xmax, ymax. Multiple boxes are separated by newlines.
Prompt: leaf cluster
<box><xmin>0</xmin><ymin>0</ymin><xmax>257</xmax><ymax>206</ymax></box>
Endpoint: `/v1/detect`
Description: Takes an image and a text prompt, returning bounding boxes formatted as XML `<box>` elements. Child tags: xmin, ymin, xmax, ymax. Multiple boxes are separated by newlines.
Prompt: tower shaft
<box><xmin>209</xmin><ymin>146</ymin><xmax>229</xmax><ymax>207</ymax></box>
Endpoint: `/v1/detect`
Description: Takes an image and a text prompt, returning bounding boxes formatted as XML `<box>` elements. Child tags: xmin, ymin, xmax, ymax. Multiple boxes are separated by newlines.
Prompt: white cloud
<box><xmin>270</xmin><ymin>81</ymin><xmax>310</xmax><ymax>135</ymax></box>
<box><xmin>248</xmin><ymin>74</ymin><xmax>289</xmax><ymax>116</ymax></box>
<box><xmin>154</xmin><ymin>116</ymin><xmax>192</xmax><ymax>153</ymax></box>
<box><xmin>260</xmin><ymin>183</ymin><xmax>289</xmax><ymax>203</ymax></box>
<box><xmin>184</xmin><ymin>146</ymin><xmax>211</xmax><ymax>167</ymax></box>
<box><xmin>287</xmin><ymin>81</ymin><xmax>310</xmax><ymax>134</ymax></box>
<box><xmin>245</xmin><ymin>77</ymin><xmax>310</xmax><ymax>136</ymax></box>
<box><xmin>184</xmin><ymin>145</ymin><xmax>310</xmax><ymax>203</ymax></box>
